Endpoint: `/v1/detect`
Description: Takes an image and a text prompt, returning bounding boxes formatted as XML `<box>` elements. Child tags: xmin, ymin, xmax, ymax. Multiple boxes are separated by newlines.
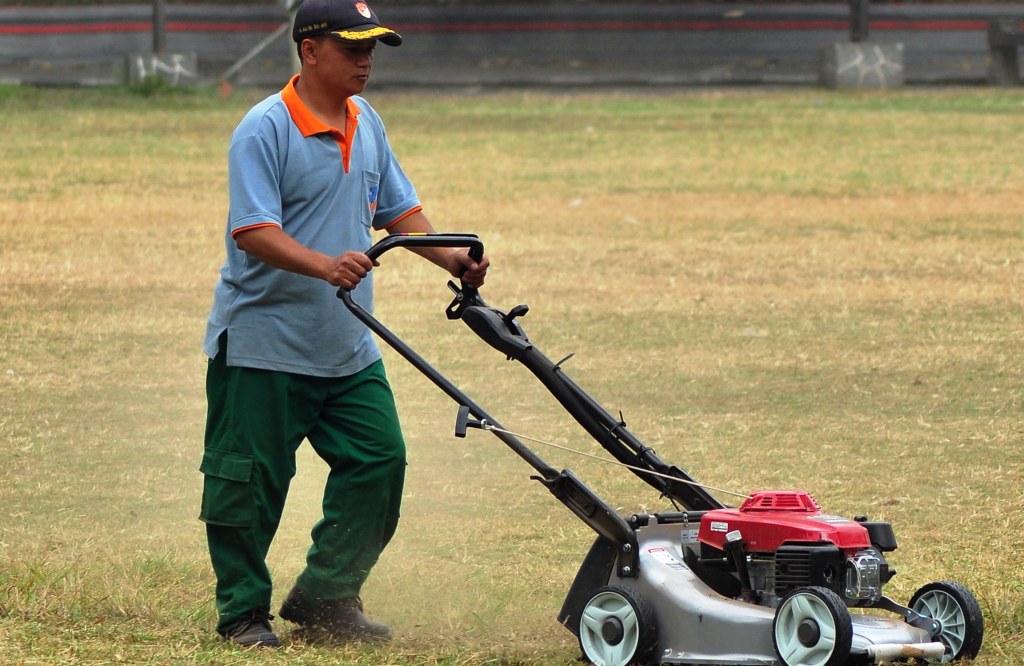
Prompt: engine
<box><xmin>690</xmin><ymin>490</ymin><xmax>897</xmax><ymax>608</ymax></box>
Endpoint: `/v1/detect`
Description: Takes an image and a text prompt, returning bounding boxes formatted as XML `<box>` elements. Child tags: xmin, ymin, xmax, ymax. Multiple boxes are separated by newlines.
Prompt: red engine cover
<box><xmin>698</xmin><ymin>490</ymin><xmax>871</xmax><ymax>554</ymax></box>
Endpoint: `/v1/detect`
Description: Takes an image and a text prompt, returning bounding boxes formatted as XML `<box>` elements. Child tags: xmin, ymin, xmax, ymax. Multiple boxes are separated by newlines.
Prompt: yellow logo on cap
<box><xmin>331</xmin><ymin>26</ymin><xmax>394</xmax><ymax>41</ymax></box>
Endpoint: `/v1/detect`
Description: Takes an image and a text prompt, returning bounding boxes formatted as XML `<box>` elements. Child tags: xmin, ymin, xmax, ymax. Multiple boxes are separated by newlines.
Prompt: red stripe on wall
<box><xmin>0</xmin><ymin>21</ymin><xmax>151</xmax><ymax>35</ymax></box>
<box><xmin>393</xmin><ymin>18</ymin><xmax>1003</xmax><ymax>33</ymax></box>
<box><xmin>870</xmin><ymin>19</ymin><xmax>990</xmax><ymax>31</ymax></box>
<box><xmin>392</xmin><ymin>20</ymin><xmax>851</xmax><ymax>32</ymax></box>
<box><xmin>0</xmin><ymin>21</ymin><xmax>280</xmax><ymax>35</ymax></box>
<box><xmin>0</xmin><ymin>18</ymin><xmax>1006</xmax><ymax>37</ymax></box>
<box><xmin>165</xmin><ymin>21</ymin><xmax>282</xmax><ymax>33</ymax></box>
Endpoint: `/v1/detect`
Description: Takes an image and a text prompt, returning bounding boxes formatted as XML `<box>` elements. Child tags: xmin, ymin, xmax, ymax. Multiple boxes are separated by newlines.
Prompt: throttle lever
<box><xmin>504</xmin><ymin>304</ymin><xmax>529</xmax><ymax>326</ymax></box>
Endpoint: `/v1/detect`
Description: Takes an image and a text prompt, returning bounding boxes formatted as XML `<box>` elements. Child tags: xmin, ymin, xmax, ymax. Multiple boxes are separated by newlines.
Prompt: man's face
<box><xmin>313</xmin><ymin>36</ymin><xmax>377</xmax><ymax>96</ymax></box>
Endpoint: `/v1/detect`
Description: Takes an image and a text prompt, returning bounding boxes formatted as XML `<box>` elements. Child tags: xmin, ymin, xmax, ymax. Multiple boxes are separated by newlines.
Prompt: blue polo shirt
<box><xmin>203</xmin><ymin>75</ymin><xmax>422</xmax><ymax>377</ymax></box>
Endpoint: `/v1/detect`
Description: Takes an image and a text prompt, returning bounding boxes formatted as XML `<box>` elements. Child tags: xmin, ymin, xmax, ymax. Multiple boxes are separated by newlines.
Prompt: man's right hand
<box><xmin>324</xmin><ymin>251</ymin><xmax>378</xmax><ymax>290</ymax></box>
<box><xmin>234</xmin><ymin>226</ymin><xmax>378</xmax><ymax>289</ymax></box>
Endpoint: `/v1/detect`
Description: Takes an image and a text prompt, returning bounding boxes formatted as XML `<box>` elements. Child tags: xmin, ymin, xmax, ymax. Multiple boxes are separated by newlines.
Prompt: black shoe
<box><xmin>279</xmin><ymin>587</ymin><xmax>392</xmax><ymax>643</ymax></box>
<box><xmin>222</xmin><ymin>609</ymin><xmax>281</xmax><ymax>648</ymax></box>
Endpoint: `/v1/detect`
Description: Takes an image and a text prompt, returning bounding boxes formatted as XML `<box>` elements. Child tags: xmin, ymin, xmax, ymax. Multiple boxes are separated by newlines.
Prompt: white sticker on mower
<box><xmin>811</xmin><ymin>515</ymin><xmax>853</xmax><ymax>524</ymax></box>
<box><xmin>710</xmin><ymin>521</ymin><xmax>729</xmax><ymax>532</ymax></box>
<box><xmin>647</xmin><ymin>547</ymin><xmax>686</xmax><ymax>570</ymax></box>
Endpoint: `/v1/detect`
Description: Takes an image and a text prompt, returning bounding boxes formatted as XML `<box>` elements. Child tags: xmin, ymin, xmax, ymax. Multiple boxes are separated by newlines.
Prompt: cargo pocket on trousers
<box><xmin>199</xmin><ymin>448</ymin><xmax>256</xmax><ymax>527</ymax></box>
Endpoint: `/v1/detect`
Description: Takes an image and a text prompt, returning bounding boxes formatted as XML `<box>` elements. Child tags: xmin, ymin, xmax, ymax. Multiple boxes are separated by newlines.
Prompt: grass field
<box><xmin>1</xmin><ymin>84</ymin><xmax>1022</xmax><ymax>665</ymax></box>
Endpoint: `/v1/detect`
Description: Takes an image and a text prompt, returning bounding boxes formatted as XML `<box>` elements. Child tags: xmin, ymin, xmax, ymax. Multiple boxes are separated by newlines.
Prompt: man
<box><xmin>200</xmin><ymin>0</ymin><xmax>489</xmax><ymax>648</ymax></box>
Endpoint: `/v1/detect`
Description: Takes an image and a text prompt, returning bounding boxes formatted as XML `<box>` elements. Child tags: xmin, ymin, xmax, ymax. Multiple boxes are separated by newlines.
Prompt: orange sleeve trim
<box><xmin>379</xmin><ymin>206</ymin><xmax>424</xmax><ymax>230</ymax></box>
<box><xmin>231</xmin><ymin>222</ymin><xmax>280</xmax><ymax>238</ymax></box>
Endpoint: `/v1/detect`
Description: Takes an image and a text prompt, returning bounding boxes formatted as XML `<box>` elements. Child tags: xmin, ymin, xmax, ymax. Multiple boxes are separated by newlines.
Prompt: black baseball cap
<box><xmin>292</xmin><ymin>0</ymin><xmax>402</xmax><ymax>47</ymax></box>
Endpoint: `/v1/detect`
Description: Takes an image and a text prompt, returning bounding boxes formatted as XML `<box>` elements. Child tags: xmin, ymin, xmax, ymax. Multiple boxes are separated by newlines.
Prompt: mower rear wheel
<box><xmin>772</xmin><ymin>586</ymin><xmax>852</xmax><ymax>666</ymax></box>
<box><xmin>909</xmin><ymin>581</ymin><xmax>984</xmax><ymax>662</ymax></box>
<box><xmin>578</xmin><ymin>586</ymin><xmax>657</xmax><ymax>666</ymax></box>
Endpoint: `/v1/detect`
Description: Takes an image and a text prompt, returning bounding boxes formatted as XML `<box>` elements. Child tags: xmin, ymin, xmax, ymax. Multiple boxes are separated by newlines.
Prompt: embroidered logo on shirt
<box><xmin>368</xmin><ymin>184</ymin><xmax>379</xmax><ymax>215</ymax></box>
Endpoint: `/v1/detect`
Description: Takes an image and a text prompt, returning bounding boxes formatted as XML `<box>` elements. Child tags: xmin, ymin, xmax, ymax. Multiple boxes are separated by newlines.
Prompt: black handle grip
<box><xmin>337</xmin><ymin>233</ymin><xmax>485</xmax><ymax>298</ymax></box>
<box><xmin>466</xmin><ymin>239</ymin><xmax>484</xmax><ymax>265</ymax></box>
<box><xmin>363</xmin><ymin>233</ymin><xmax>483</xmax><ymax>264</ymax></box>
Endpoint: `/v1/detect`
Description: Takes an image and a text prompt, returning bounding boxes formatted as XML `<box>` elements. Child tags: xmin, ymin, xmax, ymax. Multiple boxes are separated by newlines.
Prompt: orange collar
<box><xmin>281</xmin><ymin>74</ymin><xmax>361</xmax><ymax>173</ymax></box>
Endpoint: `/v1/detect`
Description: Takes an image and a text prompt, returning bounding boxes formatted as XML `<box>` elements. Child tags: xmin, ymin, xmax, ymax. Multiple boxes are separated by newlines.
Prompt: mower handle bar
<box><xmin>366</xmin><ymin>232</ymin><xmax>483</xmax><ymax>264</ymax></box>
<box><xmin>336</xmin><ymin>232</ymin><xmax>484</xmax><ymax>300</ymax></box>
<box><xmin>335</xmin><ymin>232</ymin><xmax>565</xmax><ymax>484</ymax></box>
<box><xmin>335</xmin><ymin>232</ymin><xmax>641</xmax><ymax>554</ymax></box>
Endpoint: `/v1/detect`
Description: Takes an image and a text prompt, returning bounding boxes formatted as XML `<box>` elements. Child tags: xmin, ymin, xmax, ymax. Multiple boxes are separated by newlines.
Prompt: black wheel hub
<box><xmin>798</xmin><ymin>618</ymin><xmax>821</xmax><ymax>647</ymax></box>
<box><xmin>601</xmin><ymin>618</ymin><xmax>625</xmax><ymax>645</ymax></box>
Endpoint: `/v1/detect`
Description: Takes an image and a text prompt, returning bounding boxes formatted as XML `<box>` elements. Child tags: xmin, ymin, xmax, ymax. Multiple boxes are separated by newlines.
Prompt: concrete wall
<box><xmin>1</xmin><ymin>3</ymin><xmax>1022</xmax><ymax>87</ymax></box>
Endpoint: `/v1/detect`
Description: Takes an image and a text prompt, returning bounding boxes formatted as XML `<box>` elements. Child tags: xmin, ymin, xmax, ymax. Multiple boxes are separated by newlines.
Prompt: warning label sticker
<box><xmin>647</xmin><ymin>547</ymin><xmax>686</xmax><ymax>571</ymax></box>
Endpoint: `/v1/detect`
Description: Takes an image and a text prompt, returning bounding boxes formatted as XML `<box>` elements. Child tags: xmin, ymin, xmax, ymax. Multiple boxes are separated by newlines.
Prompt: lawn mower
<box><xmin>339</xmin><ymin>233</ymin><xmax>984</xmax><ymax>666</ymax></box>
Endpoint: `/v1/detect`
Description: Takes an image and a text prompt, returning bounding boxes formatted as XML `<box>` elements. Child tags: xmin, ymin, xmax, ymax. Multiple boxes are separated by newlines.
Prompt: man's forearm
<box><xmin>234</xmin><ymin>225</ymin><xmax>332</xmax><ymax>280</ymax></box>
<box><xmin>384</xmin><ymin>211</ymin><xmax>458</xmax><ymax>270</ymax></box>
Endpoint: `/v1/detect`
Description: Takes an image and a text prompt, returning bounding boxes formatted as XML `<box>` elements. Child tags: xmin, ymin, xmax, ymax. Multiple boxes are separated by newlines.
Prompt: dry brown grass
<box><xmin>1</xmin><ymin>85</ymin><xmax>1021</xmax><ymax>664</ymax></box>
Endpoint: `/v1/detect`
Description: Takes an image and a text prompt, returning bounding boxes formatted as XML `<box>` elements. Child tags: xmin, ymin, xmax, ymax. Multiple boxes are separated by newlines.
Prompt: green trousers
<box><xmin>200</xmin><ymin>352</ymin><xmax>406</xmax><ymax>634</ymax></box>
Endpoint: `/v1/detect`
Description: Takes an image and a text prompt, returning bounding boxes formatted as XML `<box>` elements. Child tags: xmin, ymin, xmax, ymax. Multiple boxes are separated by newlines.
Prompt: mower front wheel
<box><xmin>772</xmin><ymin>586</ymin><xmax>853</xmax><ymax>666</ymax></box>
<box><xmin>578</xmin><ymin>586</ymin><xmax>658</xmax><ymax>666</ymax></box>
<box><xmin>909</xmin><ymin>581</ymin><xmax>984</xmax><ymax>662</ymax></box>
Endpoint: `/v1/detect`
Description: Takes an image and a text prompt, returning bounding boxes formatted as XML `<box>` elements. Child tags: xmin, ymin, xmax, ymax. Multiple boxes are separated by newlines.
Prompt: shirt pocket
<box><xmin>361</xmin><ymin>170</ymin><xmax>381</xmax><ymax>228</ymax></box>
<box><xmin>199</xmin><ymin>448</ymin><xmax>255</xmax><ymax>527</ymax></box>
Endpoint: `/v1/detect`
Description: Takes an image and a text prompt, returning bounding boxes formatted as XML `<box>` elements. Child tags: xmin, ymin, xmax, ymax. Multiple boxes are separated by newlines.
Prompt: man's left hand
<box><xmin>449</xmin><ymin>249</ymin><xmax>490</xmax><ymax>288</ymax></box>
